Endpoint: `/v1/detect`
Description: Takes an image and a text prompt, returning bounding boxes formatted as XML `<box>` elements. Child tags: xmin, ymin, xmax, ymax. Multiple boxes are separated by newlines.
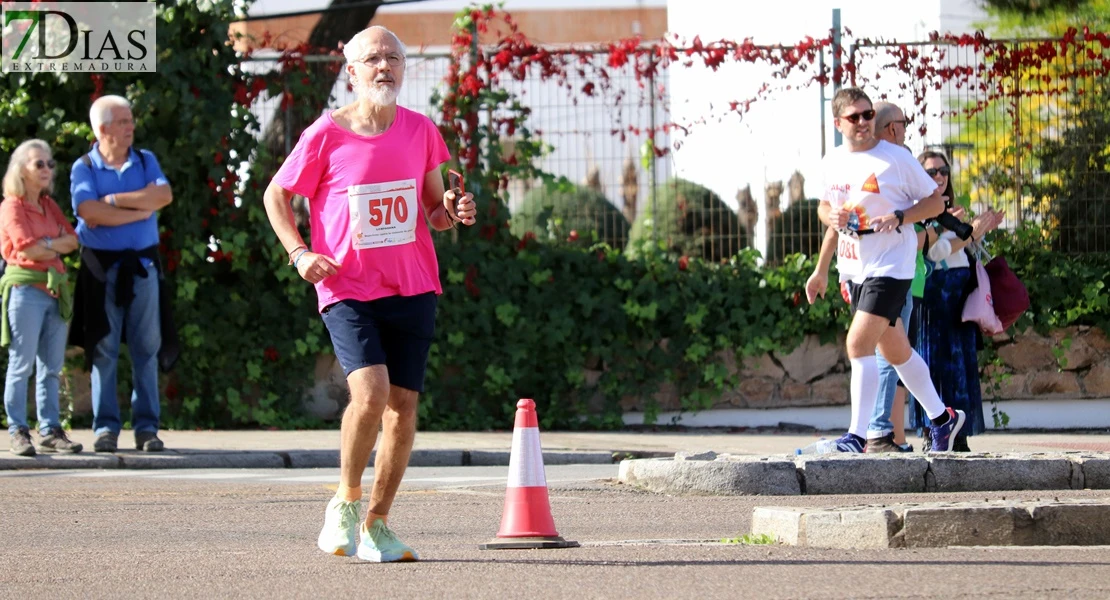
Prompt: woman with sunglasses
<box><xmin>1</xmin><ymin>139</ymin><xmax>82</xmax><ymax>456</ymax></box>
<box><xmin>908</xmin><ymin>151</ymin><xmax>1004</xmax><ymax>452</ymax></box>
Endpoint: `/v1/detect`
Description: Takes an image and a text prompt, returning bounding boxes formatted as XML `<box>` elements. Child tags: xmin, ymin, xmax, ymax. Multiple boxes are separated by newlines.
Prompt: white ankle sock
<box><xmin>892</xmin><ymin>352</ymin><xmax>947</xmax><ymax>420</ymax></box>
<box><xmin>849</xmin><ymin>356</ymin><xmax>879</xmax><ymax>439</ymax></box>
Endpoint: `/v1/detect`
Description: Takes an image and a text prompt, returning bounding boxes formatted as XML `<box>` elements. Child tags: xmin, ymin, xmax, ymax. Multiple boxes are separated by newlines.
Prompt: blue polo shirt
<box><xmin>69</xmin><ymin>144</ymin><xmax>169</xmax><ymax>251</ymax></box>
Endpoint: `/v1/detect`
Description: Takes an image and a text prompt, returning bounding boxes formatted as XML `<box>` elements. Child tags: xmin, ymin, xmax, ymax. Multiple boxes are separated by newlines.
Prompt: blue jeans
<box><xmin>867</xmin><ymin>287</ymin><xmax>914</xmax><ymax>438</ymax></box>
<box><xmin>91</xmin><ymin>262</ymin><xmax>162</xmax><ymax>436</ymax></box>
<box><xmin>4</xmin><ymin>286</ymin><xmax>67</xmax><ymax>435</ymax></box>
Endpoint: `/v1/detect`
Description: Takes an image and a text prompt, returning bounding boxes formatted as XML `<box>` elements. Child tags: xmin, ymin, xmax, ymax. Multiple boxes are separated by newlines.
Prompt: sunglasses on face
<box><xmin>840</xmin><ymin>109</ymin><xmax>876</xmax><ymax>124</ymax></box>
<box><xmin>925</xmin><ymin>166</ymin><xmax>951</xmax><ymax>177</ymax></box>
<box><xmin>33</xmin><ymin>160</ymin><xmax>56</xmax><ymax>170</ymax></box>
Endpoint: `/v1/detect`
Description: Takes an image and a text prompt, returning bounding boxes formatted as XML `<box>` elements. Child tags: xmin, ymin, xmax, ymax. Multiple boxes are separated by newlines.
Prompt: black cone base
<box><xmin>479</xmin><ymin>536</ymin><xmax>581</xmax><ymax>550</ymax></box>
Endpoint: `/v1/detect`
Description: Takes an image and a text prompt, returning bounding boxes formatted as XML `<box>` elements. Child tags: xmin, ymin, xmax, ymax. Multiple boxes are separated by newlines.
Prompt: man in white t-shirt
<box><xmin>817</xmin><ymin>87</ymin><xmax>966</xmax><ymax>453</ymax></box>
<box><xmin>806</xmin><ymin>101</ymin><xmax>920</xmax><ymax>453</ymax></box>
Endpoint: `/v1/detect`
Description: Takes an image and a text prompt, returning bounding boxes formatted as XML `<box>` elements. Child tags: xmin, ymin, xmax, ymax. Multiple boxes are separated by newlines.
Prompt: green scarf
<box><xmin>0</xmin><ymin>265</ymin><xmax>73</xmax><ymax>347</ymax></box>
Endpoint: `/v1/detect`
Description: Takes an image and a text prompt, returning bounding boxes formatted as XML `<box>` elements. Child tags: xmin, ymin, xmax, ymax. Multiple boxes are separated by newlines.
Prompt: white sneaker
<box><xmin>317</xmin><ymin>496</ymin><xmax>360</xmax><ymax>556</ymax></box>
<box><xmin>357</xmin><ymin>518</ymin><xmax>419</xmax><ymax>562</ymax></box>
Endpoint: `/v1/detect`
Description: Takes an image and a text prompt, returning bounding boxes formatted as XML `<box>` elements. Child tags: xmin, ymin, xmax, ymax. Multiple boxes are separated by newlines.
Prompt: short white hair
<box><xmin>90</xmin><ymin>95</ymin><xmax>131</xmax><ymax>140</ymax></box>
<box><xmin>342</xmin><ymin>26</ymin><xmax>407</xmax><ymax>65</ymax></box>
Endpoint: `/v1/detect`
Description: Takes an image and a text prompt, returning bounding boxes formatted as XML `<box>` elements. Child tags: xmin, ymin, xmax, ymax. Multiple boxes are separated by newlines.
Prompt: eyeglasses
<box><xmin>839</xmin><ymin>109</ymin><xmax>876</xmax><ymax>124</ymax></box>
<box><xmin>889</xmin><ymin>118</ymin><xmax>910</xmax><ymax>127</ymax></box>
<box><xmin>925</xmin><ymin>166</ymin><xmax>951</xmax><ymax>177</ymax></box>
<box><xmin>33</xmin><ymin>160</ymin><xmax>56</xmax><ymax>170</ymax></box>
<box><xmin>360</xmin><ymin>53</ymin><xmax>404</xmax><ymax>67</ymax></box>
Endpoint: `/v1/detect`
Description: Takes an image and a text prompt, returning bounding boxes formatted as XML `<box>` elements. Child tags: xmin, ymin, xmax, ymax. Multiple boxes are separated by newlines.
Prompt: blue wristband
<box><xmin>292</xmin><ymin>249</ymin><xmax>309</xmax><ymax>269</ymax></box>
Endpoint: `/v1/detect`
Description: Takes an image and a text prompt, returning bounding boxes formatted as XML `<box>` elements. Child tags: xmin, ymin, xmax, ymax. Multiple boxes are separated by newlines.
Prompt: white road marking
<box><xmin>148</xmin><ymin>472</ymin><xmax>272</xmax><ymax>480</ymax></box>
<box><xmin>403</xmin><ymin>476</ymin><xmax>503</xmax><ymax>483</ymax></box>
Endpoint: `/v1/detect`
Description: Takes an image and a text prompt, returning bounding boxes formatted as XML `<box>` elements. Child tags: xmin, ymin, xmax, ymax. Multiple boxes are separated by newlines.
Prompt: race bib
<box><xmin>348</xmin><ymin>178</ymin><xmax>418</xmax><ymax>250</ymax></box>
<box><xmin>836</xmin><ymin>231</ymin><xmax>862</xmax><ymax>276</ymax></box>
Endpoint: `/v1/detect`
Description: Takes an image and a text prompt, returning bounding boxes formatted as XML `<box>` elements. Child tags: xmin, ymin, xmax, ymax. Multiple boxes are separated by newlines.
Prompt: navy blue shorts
<box><xmin>320</xmin><ymin>292</ymin><xmax>437</xmax><ymax>392</ymax></box>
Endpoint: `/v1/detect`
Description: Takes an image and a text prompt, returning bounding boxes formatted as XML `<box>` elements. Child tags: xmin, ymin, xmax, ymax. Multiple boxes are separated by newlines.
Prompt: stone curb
<box><xmin>618</xmin><ymin>453</ymin><xmax>1110</xmax><ymax>496</ymax></box>
<box><xmin>618</xmin><ymin>456</ymin><xmax>801</xmax><ymax>495</ymax></box>
<box><xmin>0</xmin><ymin>449</ymin><xmax>621</xmax><ymax>470</ymax></box>
<box><xmin>751</xmin><ymin>499</ymin><xmax>1110</xmax><ymax>548</ymax></box>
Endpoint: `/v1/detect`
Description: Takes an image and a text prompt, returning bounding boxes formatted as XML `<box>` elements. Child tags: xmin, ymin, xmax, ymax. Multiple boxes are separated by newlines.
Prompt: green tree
<box><xmin>0</xmin><ymin>1</ymin><xmax>328</xmax><ymax>429</ymax></box>
<box><xmin>511</xmin><ymin>184</ymin><xmax>629</xmax><ymax>248</ymax></box>
<box><xmin>947</xmin><ymin>0</ymin><xmax>1110</xmax><ymax>245</ymax></box>
<box><xmin>1028</xmin><ymin>84</ymin><xmax>1110</xmax><ymax>252</ymax></box>
<box><xmin>767</xmin><ymin>199</ymin><xmax>825</xmax><ymax>264</ymax></box>
<box><xmin>979</xmin><ymin>0</ymin><xmax>1109</xmax><ymax>32</ymax></box>
<box><xmin>625</xmin><ymin>178</ymin><xmax>746</xmax><ymax>262</ymax></box>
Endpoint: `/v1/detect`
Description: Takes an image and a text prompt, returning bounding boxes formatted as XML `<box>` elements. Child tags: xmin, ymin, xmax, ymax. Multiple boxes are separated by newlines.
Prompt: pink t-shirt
<box><xmin>274</xmin><ymin>107</ymin><xmax>451</xmax><ymax>312</ymax></box>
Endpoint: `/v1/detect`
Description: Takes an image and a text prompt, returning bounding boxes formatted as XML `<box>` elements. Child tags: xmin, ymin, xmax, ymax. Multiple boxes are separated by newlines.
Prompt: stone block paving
<box><xmin>618</xmin><ymin>452</ymin><xmax>1110</xmax><ymax>495</ymax></box>
<box><xmin>751</xmin><ymin>499</ymin><xmax>1110</xmax><ymax>548</ymax></box>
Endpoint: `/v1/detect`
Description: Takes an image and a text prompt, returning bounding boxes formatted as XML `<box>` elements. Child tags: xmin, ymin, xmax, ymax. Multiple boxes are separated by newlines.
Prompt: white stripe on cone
<box><xmin>507</xmin><ymin>426</ymin><xmax>547</xmax><ymax>488</ymax></box>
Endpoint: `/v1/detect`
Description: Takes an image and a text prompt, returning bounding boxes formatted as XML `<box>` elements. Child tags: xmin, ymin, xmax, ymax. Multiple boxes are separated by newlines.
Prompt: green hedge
<box><xmin>426</xmin><ymin>241</ymin><xmax>849</xmax><ymax>429</ymax></box>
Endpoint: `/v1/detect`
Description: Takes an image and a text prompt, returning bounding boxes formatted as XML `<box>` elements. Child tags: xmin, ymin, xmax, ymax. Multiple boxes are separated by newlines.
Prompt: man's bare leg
<box><xmin>365</xmin><ymin>385</ymin><xmax>418</xmax><ymax>526</ymax></box>
<box><xmin>336</xmin><ymin>365</ymin><xmax>390</xmax><ymax>502</ymax></box>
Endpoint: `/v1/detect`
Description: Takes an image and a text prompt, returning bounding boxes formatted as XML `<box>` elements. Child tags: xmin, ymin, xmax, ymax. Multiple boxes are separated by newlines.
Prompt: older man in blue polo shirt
<box><xmin>69</xmin><ymin>94</ymin><xmax>175</xmax><ymax>453</ymax></box>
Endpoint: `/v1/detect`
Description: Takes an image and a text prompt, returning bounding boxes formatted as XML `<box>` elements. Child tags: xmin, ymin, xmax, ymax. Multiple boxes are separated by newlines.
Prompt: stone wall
<box><xmin>55</xmin><ymin>326</ymin><xmax>1109</xmax><ymax>422</ymax></box>
<box><xmin>620</xmin><ymin>326</ymin><xmax>1110</xmax><ymax>413</ymax></box>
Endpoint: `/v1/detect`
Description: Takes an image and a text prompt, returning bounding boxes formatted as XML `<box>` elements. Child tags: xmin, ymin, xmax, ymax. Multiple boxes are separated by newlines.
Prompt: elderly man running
<box><xmin>264</xmin><ymin>26</ymin><xmax>476</xmax><ymax>562</ymax></box>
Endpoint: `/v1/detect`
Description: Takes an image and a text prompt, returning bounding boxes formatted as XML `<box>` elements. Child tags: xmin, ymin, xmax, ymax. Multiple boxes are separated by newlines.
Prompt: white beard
<box><xmin>357</xmin><ymin>79</ymin><xmax>400</xmax><ymax>106</ymax></box>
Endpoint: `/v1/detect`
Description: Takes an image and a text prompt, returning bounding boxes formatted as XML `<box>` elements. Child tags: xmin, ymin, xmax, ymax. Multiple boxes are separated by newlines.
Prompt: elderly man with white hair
<box><xmin>69</xmin><ymin>93</ymin><xmax>175</xmax><ymax>454</ymax></box>
<box><xmin>264</xmin><ymin>26</ymin><xmax>476</xmax><ymax>563</ymax></box>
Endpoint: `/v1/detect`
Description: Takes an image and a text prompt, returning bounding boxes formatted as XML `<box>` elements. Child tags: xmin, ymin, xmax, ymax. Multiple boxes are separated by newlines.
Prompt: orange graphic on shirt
<box><xmin>861</xmin><ymin>173</ymin><xmax>880</xmax><ymax>193</ymax></box>
<box><xmin>845</xmin><ymin>204</ymin><xmax>870</xmax><ymax>231</ymax></box>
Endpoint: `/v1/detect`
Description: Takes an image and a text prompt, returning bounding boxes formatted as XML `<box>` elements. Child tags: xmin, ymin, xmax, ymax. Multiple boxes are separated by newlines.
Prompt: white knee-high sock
<box><xmin>849</xmin><ymin>356</ymin><xmax>879</xmax><ymax>438</ymax></box>
<box><xmin>892</xmin><ymin>351</ymin><xmax>947</xmax><ymax>420</ymax></box>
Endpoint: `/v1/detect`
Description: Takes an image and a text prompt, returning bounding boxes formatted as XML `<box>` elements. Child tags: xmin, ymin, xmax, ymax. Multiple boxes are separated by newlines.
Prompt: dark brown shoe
<box><xmin>38</xmin><ymin>427</ymin><xmax>83</xmax><ymax>453</ymax></box>
<box><xmin>135</xmin><ymin>431</ymin><xmax>164</xmax><ymax>452</ymax></box>
<box><xmin>864</xmin><ymin>433</ymin><xmax>902</xmax><ymax>453</ymax></box>
<box><xmin>93</xmin><ymin>432</ymin><xmax>118</xmax><ymax>453</ymax></box>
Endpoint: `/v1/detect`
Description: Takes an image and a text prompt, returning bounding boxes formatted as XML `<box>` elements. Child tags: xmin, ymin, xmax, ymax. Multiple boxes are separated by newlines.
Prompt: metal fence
<box><xmin>850</xmin><ymin>38</ymin><xmax>1110</xmax><ymax>255</ymax></box>
<box><xmin>251</xmin><ymin>34</ymin><xmax>1110</xmax><ymax>262</ymax></box>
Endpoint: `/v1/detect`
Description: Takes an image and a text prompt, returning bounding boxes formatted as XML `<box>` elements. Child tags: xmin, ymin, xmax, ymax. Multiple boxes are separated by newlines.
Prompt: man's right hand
<box><xmin>826</xmin><ymin>205</ymin><xmax>849</xmax><ymax>229</ymax></box>
<box><xmin>804</xmin><ymin>271</ymin><xmax>828</xmax><ymax>305</ymax></box>
<box><xmin>296</xmin><ymin>252</ymin><xmax>340</xmax><ymax>284</ymax></box>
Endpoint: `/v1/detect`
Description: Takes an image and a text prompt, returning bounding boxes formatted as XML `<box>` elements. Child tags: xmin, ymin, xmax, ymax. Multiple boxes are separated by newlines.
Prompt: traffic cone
<box><xmin>479</xmin><ymin>399</ymin><xmax>579</xmax><ymax>550</ymax></box>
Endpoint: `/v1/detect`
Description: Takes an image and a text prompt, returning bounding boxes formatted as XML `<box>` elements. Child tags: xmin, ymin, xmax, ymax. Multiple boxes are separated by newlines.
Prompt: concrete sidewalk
<box><xmin>2</xmin><ymin>428</ymin><xmax>1108</xmax><ymax>470</ymax></box>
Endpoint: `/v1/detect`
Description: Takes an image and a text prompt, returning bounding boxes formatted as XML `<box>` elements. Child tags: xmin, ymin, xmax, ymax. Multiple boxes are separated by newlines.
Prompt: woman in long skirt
<box><xmin>909</xmin><ymin>151</ymin><xmax>1004</xmax><ymax>451</ymax></box>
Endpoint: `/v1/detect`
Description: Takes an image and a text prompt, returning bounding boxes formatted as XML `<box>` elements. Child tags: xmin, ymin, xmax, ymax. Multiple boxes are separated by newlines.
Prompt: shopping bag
<box><xmin>961</xmin><ymin>256</ymin><xmax>1004</xmax><ymax>336</ymax></box>
<box><xmin>985</xmin><ymin>256</ymin><xmax>1030</xmax><ymax>330</ymax></box>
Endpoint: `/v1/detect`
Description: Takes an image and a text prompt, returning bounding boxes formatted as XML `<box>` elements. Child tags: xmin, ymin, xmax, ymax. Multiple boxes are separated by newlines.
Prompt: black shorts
<box><xmin>320</xmin><ymin>292</ymin><xmax>438</xmax><ymax>392</ymax></box>
<box><xmin>847</xmin><ymin>277</ymin><xmax>912</xmax><ymax>327</ymax></box>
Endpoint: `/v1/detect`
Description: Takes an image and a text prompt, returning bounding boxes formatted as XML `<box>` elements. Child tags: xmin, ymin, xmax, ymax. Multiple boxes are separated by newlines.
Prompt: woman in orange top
<box><xmin>1</xmin><ymin>139</ymin><xmax>81</xmax><ymax>456</ymax></box>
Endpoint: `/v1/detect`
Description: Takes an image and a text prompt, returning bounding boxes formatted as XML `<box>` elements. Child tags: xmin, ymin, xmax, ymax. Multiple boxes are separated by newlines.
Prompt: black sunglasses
<box><xmin>925</xmin><ymin>166</ymin><xmax>951</xmax><ymax>177</ymax></box>
<box><xmin>33</xmin><ymin>159</ymin><xmax>57</xmax><ymax>170</ymax></box>
<box><xmin>840</xmin><ymin>109</ymin><xmax>876</xmax><ymax>124</ymax></box>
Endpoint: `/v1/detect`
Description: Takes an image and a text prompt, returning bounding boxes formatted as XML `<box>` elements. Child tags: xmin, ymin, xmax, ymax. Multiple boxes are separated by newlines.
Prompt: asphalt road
<box><xmin>3</xmin><ymin>465</ymin><xmax>1110</xmax><ymax>599</ymax></box>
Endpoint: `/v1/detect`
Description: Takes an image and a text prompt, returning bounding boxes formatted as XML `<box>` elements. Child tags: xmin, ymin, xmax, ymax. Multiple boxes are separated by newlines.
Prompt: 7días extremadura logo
<box><xmin>1</xmin><ymin>1</ymin><xmax>156</xmax><ymax>73</ymax></box>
